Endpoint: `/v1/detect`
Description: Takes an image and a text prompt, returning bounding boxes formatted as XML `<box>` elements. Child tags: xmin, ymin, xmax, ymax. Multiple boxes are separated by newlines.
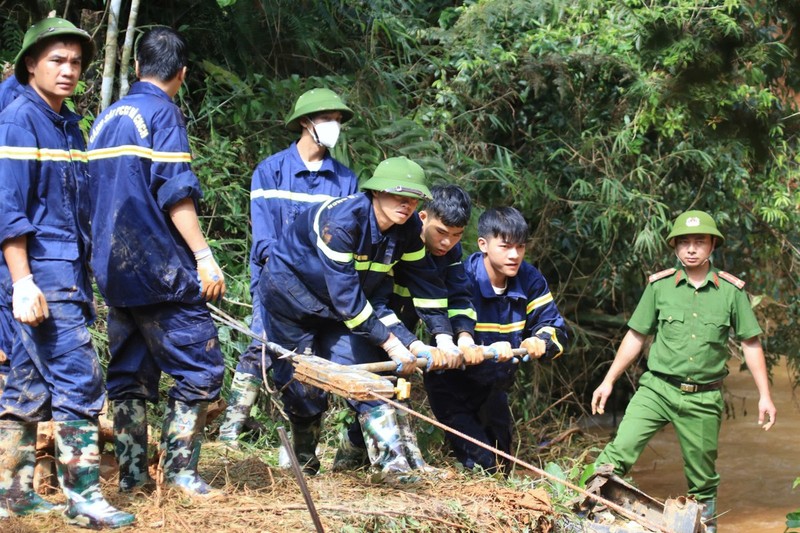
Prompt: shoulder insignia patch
<box><xmin>718</xmin><ymin>271</ymin><xmax>745</xmax><ymax>289</ymax></box>
<box><xmin>648</xmin><ymin>268</ymin><xmax>677</xmax><ymax>284</ymax></box>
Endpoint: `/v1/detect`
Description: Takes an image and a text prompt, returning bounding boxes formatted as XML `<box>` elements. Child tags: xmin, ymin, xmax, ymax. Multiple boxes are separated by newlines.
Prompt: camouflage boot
<box><xmin>331</xmin><ymin>421</ymin><xmax>369</xmax><ymax>472</ymax></box>
<box><xmin>160</xmin><ymin>398</ymin><xmax>224</xmax><ymax>500</ymax></box>
<box><xmin>113</xmin><ymin>399</ymin><xmax>153</xmax><ymax>492</ymax></box>
<box><xmin>288</xmin><ymin>415</ymin><xmax>322</xmax><ymax>475</ymax></box>
<box><xmin>55</xmin><ymin>420</ymin><xmax>135</xmax><ymax>529</ymax></box>
<box><xmin>0</xmin><ymin>420</ymin><xmax>62</xmax><ymax>518</ymax></box>
<box><xmin>359</xmin><ymin>404</ymin><xmax>417</xmax><ymax>482</ymax></box>
<box><xmin>217</xmin><ymin>372</ymin><xmax>261</xmax><ymax>447</ymax></box>
<box><xmin>395</xmin><ymin>407</ymin><xmax>440</xmax><ymax>474</ymax></box>
<box><xmin>699</xmin><ymin>498</ymin><xmax>717</xmax><ymax>533</ymax></box>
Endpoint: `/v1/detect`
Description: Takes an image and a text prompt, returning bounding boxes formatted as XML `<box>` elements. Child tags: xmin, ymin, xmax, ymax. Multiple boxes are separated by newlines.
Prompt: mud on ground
<box><xmin>4</xmin><ymin>445</ymin><xmax>559</xmax><ymax>533</ymax></box>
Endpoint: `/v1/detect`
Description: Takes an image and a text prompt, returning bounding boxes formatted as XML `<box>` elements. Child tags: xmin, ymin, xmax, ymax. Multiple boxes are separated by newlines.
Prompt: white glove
<box><xmin>194</xmin><ymin>247</ymin><xmax>226</xmax><ymax>302</ymax></box>
<box><xmin>484</xmin><ymin>341</ymin><xmax>514</xmax><ymax>362</ymax></box>
<box><xmin>382</xmin><ymin>336</ymin><xmax>417</xmax><ymax>375</ymax></box>
<box><xmin>457</xmin><ymin>334</ymin><xmax>484</xmax><ymax>366</ymax></box>
<box><xmin>12</xmin><ymin>274</ymin><xmax>49</xmax><ymax>326</ymax></box>
<box><xmin>433</xmin><ymin>334</ymin><xmax>463</xmax><ymax>370</ymax></box>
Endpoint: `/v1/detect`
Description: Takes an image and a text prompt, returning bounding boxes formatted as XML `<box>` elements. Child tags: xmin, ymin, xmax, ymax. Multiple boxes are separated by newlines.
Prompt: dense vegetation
<box><xmin>2</xmin><ymin>0</ymin><xmax>799</xmax><ymax>513</ymax></box>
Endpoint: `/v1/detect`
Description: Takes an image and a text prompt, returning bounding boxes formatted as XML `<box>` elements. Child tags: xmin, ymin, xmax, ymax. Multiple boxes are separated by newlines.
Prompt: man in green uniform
<box><xmin>590</xmin><ymin>210</ymin><xmax>776</xmax><ymax>533</ymax></box>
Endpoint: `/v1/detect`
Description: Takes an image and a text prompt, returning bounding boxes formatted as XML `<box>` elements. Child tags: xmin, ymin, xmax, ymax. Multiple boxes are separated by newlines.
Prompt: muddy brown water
<box><xmin>587</xmin><ymin>358</ymin><xmax>798</xmax><ymax>532</ymax></box>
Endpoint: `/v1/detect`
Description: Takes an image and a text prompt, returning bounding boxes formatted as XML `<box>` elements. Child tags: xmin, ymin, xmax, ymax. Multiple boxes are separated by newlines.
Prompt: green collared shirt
<box><xmin>628</xmin><ymin>265</ymin><xmax>762</xmax><ymax>383</ymax></box>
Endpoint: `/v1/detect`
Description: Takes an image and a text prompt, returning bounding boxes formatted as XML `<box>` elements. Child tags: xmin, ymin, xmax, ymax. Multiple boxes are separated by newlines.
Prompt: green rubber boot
<box><xmin>55</xmin><ymin>420</ymin><xmax>136</xmax><ymax>529</ymax></box>
<box><xmin>217</xmin><ymin>372</ymin><xmax>262</xmax><ymax>447</ymax></box>
<box><xmin>288</xmin><ymin>415</ymin><xmax>322</xmax><ymax>475</ymax></box>
<box><xmin>113</xmin><ymin>399</ymin><xmax>154</xmax><ymax>492</ymax></box>
<box><xmin>332</xmin><ymin>423</ymin><xmax>369</xmax><ymax>472</ymax></box>
<box><xmin>160</xmin><ymin>398</ymin><xmax>224</xmax><ymax>500</ymax></box>
<box><xmin>699</xmin><ymin>498</ymin><xmax>717</xmax><ymax>533</ymax></box>
<box><xmin>0</xmin><ymin>420</ymin><xmax>62</xmax><ymax>518</ymax></box>
<box><xmin>359</xmin><ymin>404</ymin><xmax>418</xmax><ymax>483</ymax></box>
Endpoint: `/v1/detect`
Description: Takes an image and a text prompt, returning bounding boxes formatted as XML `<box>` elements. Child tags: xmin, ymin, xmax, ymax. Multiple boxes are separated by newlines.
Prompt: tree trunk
<box><xmin>118</xmin><ymin>0</ymin><xmax>140</xmax><ymax>98</ymax></box>
<box><xmin>99</xmin><ymin>0</ymin><xmax>123</xmax><ymax>110</ymax></box>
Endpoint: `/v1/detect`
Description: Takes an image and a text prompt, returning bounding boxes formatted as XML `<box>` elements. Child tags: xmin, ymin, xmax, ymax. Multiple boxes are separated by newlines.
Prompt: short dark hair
<box><xmin>423</xmin><ymin>184</ymin><xmax>471</xmax><ymax>228</ymax></box>
<box><xmin>478</xmin><ymin>207</ymin><xmax>529</xmax><ymax>244</ymax></box>
<box><xmin>136</xmin><ymin>27</ymin><xmax>188</xmax><ymax>82</ymax></box>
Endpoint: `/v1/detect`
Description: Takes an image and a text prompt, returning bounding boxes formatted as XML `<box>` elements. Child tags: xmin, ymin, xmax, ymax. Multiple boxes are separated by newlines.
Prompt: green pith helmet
<box><xmin>361</xmin><ymin>157</ymin><xmax>431</xmax><ymax>200</ymax></box>
<box><xmin>284</xmin><ymin>88</ymin><xmax>354</xmax><ymax>132</ymax></box>
<box><xmin>666</xmin><ymin>210</ymin><xmax>724</xmax><ymax>247</ymax></box>
<box><xmin>15</xmin><ymin>17</ymin><xmax>95</xmax><ymax>84</ymax></box>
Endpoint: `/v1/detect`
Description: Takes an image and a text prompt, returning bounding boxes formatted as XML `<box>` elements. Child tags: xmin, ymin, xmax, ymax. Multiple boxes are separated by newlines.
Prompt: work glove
<box><xmin>382</xmin><ymin>336</ymin><xmax>417</xmax><ymax>376</ymax></box>
<box><xmin>484</xmin><ymin>341</ymin><xmax>514</xmax><ymax>362</ymax></box>
<box><xmin>434</xmin><ymin>334</ymin><xmax>464</xmax><ymax>369</ymax></box>
<box><xmin>12</xmin><ymin>274</ymin><xmax>49</xmax><ymax>326</ymax></box>
<box><xmin>457</xmin><ymin>334</ymin><xmax>484</xmax><ymax>366</ymax></box>
<box><xmin>409</xmin><ymin>340</ymin><xmax>450</xmax><ymax>371</ymax></box>
<box><xmin>520</xmin><ymin>336</ymin><xmax>547</xmax><ymax>361</ymax></box>
<box><xmin>194</xmin><ymin>247</ymin><xmax>226</xmax><ymax>302</ymax></box>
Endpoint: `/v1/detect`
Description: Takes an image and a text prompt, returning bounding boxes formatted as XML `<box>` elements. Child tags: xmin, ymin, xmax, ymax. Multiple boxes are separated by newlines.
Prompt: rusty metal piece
<box><xmin>581</xmin><ymin>465</ymin><xmax>703</xmax><ymax>532</ymax></box>
<box><xmin>291</xmin><ymin>354</ymin><xmax>397</xmax><ymax>401</ymax></box>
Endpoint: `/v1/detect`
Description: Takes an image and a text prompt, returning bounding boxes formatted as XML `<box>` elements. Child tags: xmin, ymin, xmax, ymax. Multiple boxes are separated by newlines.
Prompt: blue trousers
<box><xmin>0</xmin><ymin>301</ymin><xmax>105</xmax><ymax>422</ymax></box>
<box><xmin>106</xmin><ymin>301</ymin><xmax>224</xmax><ymax>404</ymax></box>
<box><xmin>234</xmin><ymin>290</ymin><xmax>272</xmax><ymax>378</ymax></box>
<box><xmin>0</xmin><ymin>303</ymin><xmax>13</xmax><ymax>378</ymax></box>
<box><xmin>260</xmin><ymin>268</ymin><xmax>390</xmax><ymax>420</ymax></box>
<box><xmin>424</xmin><ymin>369</ymin><xmax>513</xmax><ymax>471</ymax></box>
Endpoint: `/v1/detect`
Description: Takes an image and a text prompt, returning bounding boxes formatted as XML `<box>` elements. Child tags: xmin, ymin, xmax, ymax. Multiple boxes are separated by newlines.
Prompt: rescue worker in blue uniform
<box><xmin>258</xmin><ymin>156</ymin><xmax>458</xmax><ymax>476</ymax></box>
<box><xmin>218</xmin><ymin>88</ymin><xmax>358</xmax><ymax>447</ymax></box>
<box><xmin>87</xmin><ymin>27</ymin><xmax>227</xmax><ymax>500</ymax></box>
<box><xmin>0</xmin><ymin>70</ymin><xmax>23</xmax><ymax>390</ymax></box>
<box><xmin>0</xmin><ymin>18</ymin><xmax>134</xmax><ymax>528</ymax></box>
<box><xmin>590</xmin><ymin>210</ymin><xmax>777</xmax><ymax>533</ymax></box>
<box><xmin>332</xmin><ymin>183</ymin><xmax>483</xmax><ymax>471</ymax></box>
<box><xmin>425</xmin><ymin>207</ymin><xmax>568</xmax><ymax>473</ymax></box>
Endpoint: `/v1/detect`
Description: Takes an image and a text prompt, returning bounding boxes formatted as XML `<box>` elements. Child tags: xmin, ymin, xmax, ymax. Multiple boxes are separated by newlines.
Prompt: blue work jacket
<box><xmin>265</xmin><ymin>192</ymin><xmax>451</xmax><ymax>346</ymax></box>
<box><xmin>0</xmin><ymin>86</ymin><xmax>93</xmax><ymax>303</ymax></box>
<box><xmin>249</xmin><ymin>142</ymin><xmax>357</xmax><ymax>292</ymax></box>
<box><xmin>0</xmin><ymin>76</ymin><xmax>23</xmax><ymax>110</ymax></box>
<box><xmin>87</xmin><ymin>81</ymin><xmax>204</xmax><ymax>306</ymax></box>
<box><xmin>390</xmin><ymin>242</ymin><xmax>476</xmax><ymax>344</ymax></box>
<box><xmin>465</xmin><ymin>251</ymin><xmax>568</xmax><ymax>386</ymax></box>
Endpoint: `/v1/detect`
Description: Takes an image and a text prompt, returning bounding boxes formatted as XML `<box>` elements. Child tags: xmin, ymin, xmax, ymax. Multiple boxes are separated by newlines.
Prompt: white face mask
<box><xmin>309</xmin><ymin>120</ymin><xmax>341</xmax><ymax>149</ymax></box>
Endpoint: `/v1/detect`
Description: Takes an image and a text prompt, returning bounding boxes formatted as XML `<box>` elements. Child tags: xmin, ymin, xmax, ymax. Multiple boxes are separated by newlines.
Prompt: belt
<box><xmin>651</xmin><ymin>371</ymin><xmax>723</xmax><ymax>393</ymax></box>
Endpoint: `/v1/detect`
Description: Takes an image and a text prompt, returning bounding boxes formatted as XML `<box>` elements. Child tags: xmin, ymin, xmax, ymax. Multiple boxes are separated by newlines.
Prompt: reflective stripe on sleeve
<box><xmin>536</xmin><ymin>326</ymin><xmax>564</xmax><ymax>358</ymax></box>
<box><xmin>344</xmin><ymin>301</ymin><xmax>375</xmax><ymax>329</ymax></box>
<box><xmin>251</xmin><ymin>189</ymin><xmax>337</xmax><ymax>203</ymax></box>
<box><xmin>400</xmin><ymin>246</ymin><xmax>426</xmax><ymax>262</ymax></box>
<box><xmin>448</xmin><ymin>308</ymin><xmax>477</xmax><ymax>320</ymax></box>
<box><xmin>413</xmin><ymin>297</ymin><xmax>447</xmax><ymax>309</ymax></box>
<box><xmin>313</xmin><ymin>199</ymin><xmax>354</xmax><ymax>263</ymax></box>
<box><xmin>526</xmin><ymin>292</ymin><xmax>554</xmax><ymax>314</ymax></box>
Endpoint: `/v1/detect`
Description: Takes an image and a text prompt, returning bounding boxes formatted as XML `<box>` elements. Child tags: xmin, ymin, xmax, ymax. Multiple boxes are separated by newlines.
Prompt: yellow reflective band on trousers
<box><xmin>344</xmin><ymin>301</ymin><xmax>375</xmax><ymax>329</ymax></box>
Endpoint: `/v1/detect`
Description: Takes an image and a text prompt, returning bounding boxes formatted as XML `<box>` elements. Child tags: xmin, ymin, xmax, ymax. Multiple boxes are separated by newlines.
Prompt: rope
<box><xmin>208</xmin><ymin>304</ymin><xmax>671</xmax><ymax>532</ymax></box>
